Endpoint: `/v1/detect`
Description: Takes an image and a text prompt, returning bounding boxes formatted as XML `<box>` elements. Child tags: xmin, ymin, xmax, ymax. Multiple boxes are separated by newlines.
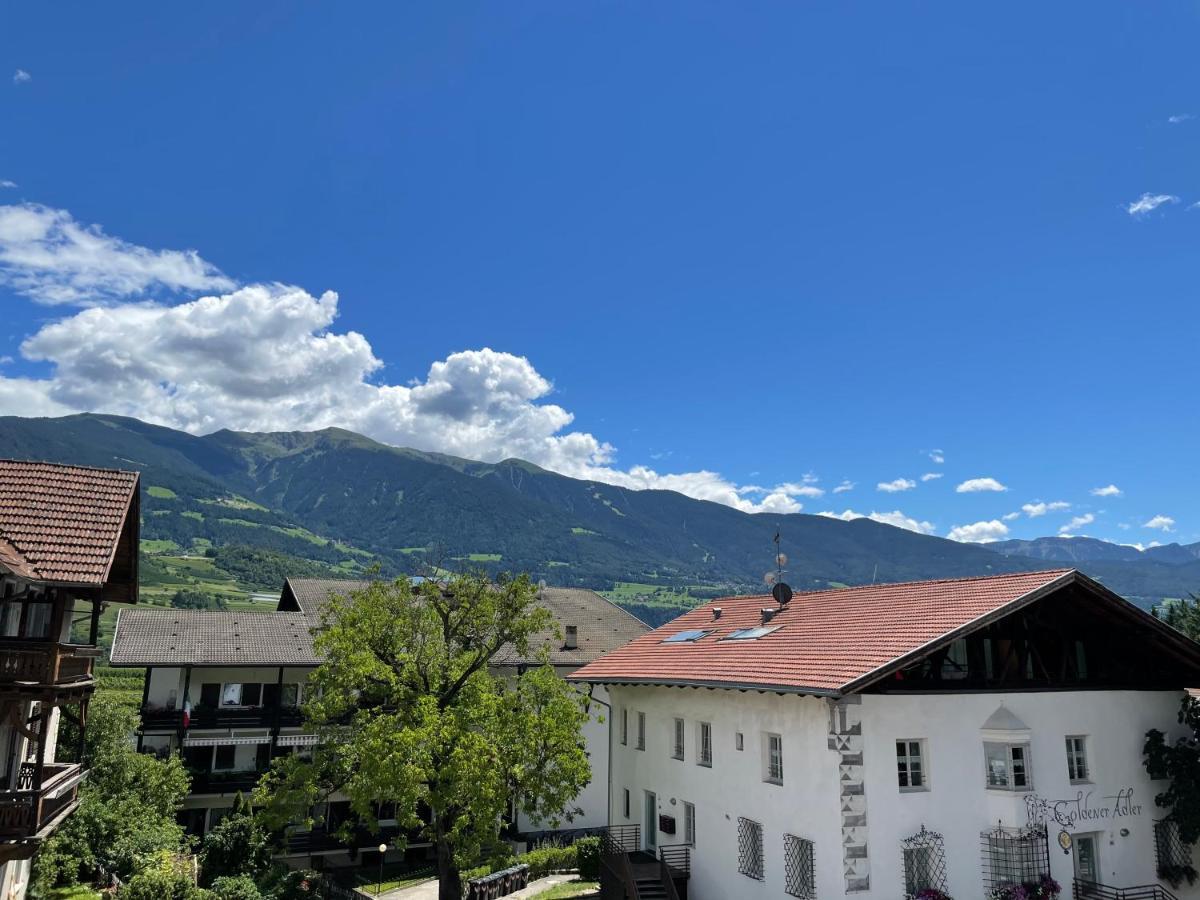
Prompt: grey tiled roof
<box><xmin>110</xmin><ymin>608</ymin><xmax>320</xmax><ymax>667</ymax></box>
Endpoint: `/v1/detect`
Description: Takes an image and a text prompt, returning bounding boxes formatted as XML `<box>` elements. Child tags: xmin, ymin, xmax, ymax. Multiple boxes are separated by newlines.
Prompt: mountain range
<box><xmin>1</xmin><ymin>414</ymin><xmax>1197</xmax><ymax>614</ymax></box>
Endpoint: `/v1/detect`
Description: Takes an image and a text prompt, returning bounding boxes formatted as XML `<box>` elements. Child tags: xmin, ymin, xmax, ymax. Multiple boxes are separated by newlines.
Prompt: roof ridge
<box><xmin>0</xmin><ymin>458</ymin><xmax>141</xmax><ymax>477</ymax></box>
<box><xmin>711</xmin><ymin>567</ymin><xmax>1077</xmax><ymax>603</ymax></box>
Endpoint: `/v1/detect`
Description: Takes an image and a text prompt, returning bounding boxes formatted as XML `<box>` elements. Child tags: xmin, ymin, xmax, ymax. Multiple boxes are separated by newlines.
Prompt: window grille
<box><xmin>980</xmin><ymin>824</ymin><xmax>1050</xmax><ymax>894</ymax></box>
<box><xmin>896</xmin><ymin>739</ymin><xmax>926</xmax><ymax>790</ymax></box>
<box><xmin>698</xmin><ymin>722</ymin><xmax>712</xmax><ymax>767</ymax></box>
<box><xmin>783</xmin><ymin>834</ymin><xmax>815</xmax><ymax>898</ymax></box>
<box><xmin>673</xmin><ymin>718</ymin><xmax>685</xmax><ymax>760</ymax></box>
<box><xmin>636</xmin><ymin>712</ymin><xmax>645</xmax><ymax>750</ymax></box>
<box><xmin>901</xmin><ymin>825</ymin><xmax>948</xmax><ymax>898</ymax></box>
<box><xmin>1155</xmin><ymin>818</ymin><xmax>1193</xmax><ymax>876</ymax></box>
<box><xmin>738</xmin><ymin>817</ymin><xmax>764</xmax><ymax>881</ymax></box>
<box><xmin>1065</xmin><ymin>736</ymin><xmax>1089</xmax><ymax>782</ymax></box>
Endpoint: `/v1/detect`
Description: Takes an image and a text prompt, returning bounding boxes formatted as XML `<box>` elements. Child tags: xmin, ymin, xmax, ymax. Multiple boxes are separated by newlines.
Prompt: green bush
<box><xmin>210</xmin><ymin>874</ymin><xmax>263</xmax><ymax>900</ymax></box>
<box><xmin>519</xmin><ymin>844</ymin><xmax>576</xmax><ymax>879</ymax></box>
<box><xmin>575</xmin><ymin>836</ymin><xmax>600</xmax><ymax>880</ymax></box>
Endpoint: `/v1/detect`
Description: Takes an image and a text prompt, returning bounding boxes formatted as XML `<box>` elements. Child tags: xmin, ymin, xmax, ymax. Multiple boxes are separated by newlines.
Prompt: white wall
<box><xmin>608</xmin><ymin>685</ymin><xmax>1200</xmax><ymax>900</ymax></box>
<box><xmin>145</xmin><ymin>665</ymin><xmax>314</xmax><ymax>709</ymax></box>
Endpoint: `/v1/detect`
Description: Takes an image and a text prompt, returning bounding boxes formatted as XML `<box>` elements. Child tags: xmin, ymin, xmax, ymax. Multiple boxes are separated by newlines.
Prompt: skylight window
<box><xmin>722</xmin><ymin>625</ymin><xmax>782</xmax><ymax>641</ymax></box>
<box><xmin>663</xmin><ymin>629</ymin><xmax>713</xmax><ymax>643</ymax></box>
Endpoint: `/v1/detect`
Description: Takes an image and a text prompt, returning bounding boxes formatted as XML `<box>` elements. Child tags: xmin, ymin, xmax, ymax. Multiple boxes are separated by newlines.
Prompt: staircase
<box><xmin>634</xmin><ymin>876</ymin><xmax>668</xmax><ymax>899</ymax></box>
<box><xmin>1073</xmin><ymin>879</ymin><xmax>1181</xmax><ymax>900</ymax></box>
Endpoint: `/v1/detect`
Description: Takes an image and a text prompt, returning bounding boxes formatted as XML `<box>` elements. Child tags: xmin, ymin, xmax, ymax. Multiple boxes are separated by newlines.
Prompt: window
<box><xmin>985</xmin><ymin>742</ymin><xmax>1032</xmax><ymax>790</ymax></box>
<box><xmin>783</xmin><ymin>834</ymin><xmax>815</xmax><ymax>899</ymax></box>
<box><xmin>723</xmin><ymin>625</ymin><xmax>782</xmax><ymax>641</ymax></box>
<box><xmin>672</xmin><ymin>718</ymin><xmax>685</xmax><ymax>760</ymax></box>
<box><xmin>1065</xmin><ymin>736</ymin><xmax>1089</xmax><ymax>783</ymax></box>
<box><xmin>636</xmin><ymin>712</ymin><xmax>645</xmax><ymax>751</ymax></box>
<box><xmin>763</xmin><ymin>733</ymin><xmax>783</xmax><ymax>784</ymax></box>
<box><xmin>698</xmin><ymin>722</ymin><xmax>712</xmax><ymax>767</ymax></box>
<box><xmin>981</xmin><ymin>825</ymin><xmax>1050</xmax><ymax>893</ymax></box>
<box><xmin>896</xmin><ymin>740</ymin><xmax>927</xmax><ymax>791</ymax></box>
<box><xmin>902</xmin><ymin>826</ymin><xmax>948</xmax><ymax>897</ymax></box>
<box><xmin>220</xmin><ymin>683</ymin><xmax>243</xmax><ymax>707</ymax></box>
<box><xmin>940</xmin><ymin>639</ymin><xmax>969</xmax><ymax>680</ymax></box>
<box><xmin>213</xmin><ymin>745</ymin><xmax>236</xmax><ymax>771</ymax></box>
<box><xmin>199</xmin><ymin>682</ymin><xmax>220</xmax><ymax>708</ymax></box>
<box><xmin>242</xmin><ymin>683</ymin><xmax>263</xmax><ymax>706</ymax></box>
<box><xmin>281</xmin><ymin>683</ymin><xmax>300</xmax><ymax>707</ymax></box>
<box><xmin>662</xmin><ymin>629</ymin><xmax>713</xmax><ymax>643</ymax></box>
<box><xmin>620</xmin><ymin>708</ymin><xmax>628</xmax><ymax>746</ymax></box>
<box><xmin>737</xmin><ymin>817</ymin><xmax>764</xmax><ymax>880</ymax></box>
<box><xmin>623</xmin><ymin>789</ymin><xmax>630</xmax><ymax>819</ymax></box>
<box><xmin>683</xmin><ymin>801</ymin><xmax>695</xmax><ymax>845</ymax></box>
<box><xmin>1155</xmin><ymin>819</ymin><xmax>1191</xmax><ymax>874</ymax></box>
<box><xmin>735</xmin><ymin>732</ymin><xmax>744</xmax><ymax>751</ymax></box>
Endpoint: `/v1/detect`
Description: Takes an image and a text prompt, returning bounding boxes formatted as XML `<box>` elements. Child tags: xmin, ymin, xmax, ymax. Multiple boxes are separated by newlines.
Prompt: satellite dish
<box><xmin>772</xmin><ymin>582</ymin><xmax>793</xmax><ymax>605</ymax></box>
<box><xmin>764</xmin><ymin>571</ymin><xmax>778</xmax><ymax>587</ymax></box>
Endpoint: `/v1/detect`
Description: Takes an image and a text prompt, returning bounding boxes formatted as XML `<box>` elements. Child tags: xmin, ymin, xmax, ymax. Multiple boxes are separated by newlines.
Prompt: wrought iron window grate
<box><xmin>738</xmin><ymin>816</ymin><xmax>764</xmax><ymax>881</ymax></box>
<box><xmin>902</xmin><ymin>825</ymin><xmax>948</xmax><ymax>898</ymax></box>
<box><xmin>783</xmin><ymin>833</ymin><xmax>815</xmax><ymax>898</ymax></box>
<box><xmin>1155</xmin><ymin>818</ymin><xmax>1193</xmax><ymax>875</ymax></box>
<box><xmin>980</xmin><ymin>824</ymin><xmax>1049</xmax><ymax>893</ymax></box>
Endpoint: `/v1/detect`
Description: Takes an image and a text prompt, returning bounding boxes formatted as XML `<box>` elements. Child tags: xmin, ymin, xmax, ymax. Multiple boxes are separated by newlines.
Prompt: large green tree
<box><xmin>256</xmin><ymin>573</ymin><xmax>591</xmax><ymax>900</ymax></box>
<box><xmin>1156</xmin><ymin>594</ymin><xmax>1200</xmax><ymax>642</ymax></box>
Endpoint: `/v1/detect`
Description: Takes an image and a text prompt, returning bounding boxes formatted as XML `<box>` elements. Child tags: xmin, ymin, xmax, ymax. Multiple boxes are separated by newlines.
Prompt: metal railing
<box><xmin>1073</xmin><ymin>879</ymin><xmax>1181</xmax><ymax>900</ymax></box>
<box><xmin>0</xmin><ymin>640</ymin><xmax>97</xmax><ymax>686</ymax></box>
<box><xmin>140</xmin><ymin>705</ymin><xmax>304</xmax><ymax>730</ymax></box>
<box><xmin>599</xmin><ymin>825</ymin><xmax>642</xmax><ymax>900</ymax></box>
<box><xmin>657</xmin><ymin>843</ymin><xmax>691</xmax><ymax>876</ymax></box>
<box><xmin>659</xmin><ymin>857</ymin><xmax>681</xmax><ymax>900</ymax></box>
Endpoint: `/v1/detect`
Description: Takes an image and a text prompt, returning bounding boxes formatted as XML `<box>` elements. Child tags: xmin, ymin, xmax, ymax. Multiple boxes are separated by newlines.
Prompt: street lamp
<box><xmin>377</xmin><ymin>843</ymin><xmax>388</xmax><ymax>896</ymax></box>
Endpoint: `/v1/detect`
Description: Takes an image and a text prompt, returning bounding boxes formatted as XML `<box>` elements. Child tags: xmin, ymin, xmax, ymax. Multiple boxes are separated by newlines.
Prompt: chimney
<box><xmin>711</xmin><ymin>607</ymin><xmax>722</xmax><ymax>620</ymax></box>
<box><xmin>564</xmin><ymin>625</ymin><xmax>578</xmax><ymax>650</ymax></box>
<box><xmin>761</xmin><ymin>607</ymin><xmax>778</xmax><ymax>625</ymax></box>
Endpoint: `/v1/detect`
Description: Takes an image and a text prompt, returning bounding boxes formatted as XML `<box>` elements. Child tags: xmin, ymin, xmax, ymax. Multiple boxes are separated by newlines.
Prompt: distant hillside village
<box><xmin>1</xmin><ymin>456</ymin><xmax>1200</xmax><ymax>900</ymax></box>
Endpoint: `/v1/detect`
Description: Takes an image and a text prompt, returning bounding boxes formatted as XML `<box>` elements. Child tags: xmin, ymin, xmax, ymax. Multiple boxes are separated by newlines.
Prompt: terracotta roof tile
<box><xmin>0</xmin><ymin>459</ymin><xmax>139</xmax><ymax>585</ymax></box>
<box><xmin>569</xmin><ymin>569</ymin><xmax>1075</xmax><ymax>695</ymax></box>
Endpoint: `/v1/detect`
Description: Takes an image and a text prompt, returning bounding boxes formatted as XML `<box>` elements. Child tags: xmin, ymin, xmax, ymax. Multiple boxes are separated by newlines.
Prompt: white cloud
<box><xmin>832</xmin><ymin>480</ymin><xmax>855</xmax><ymax>494</ymax></box>
<box><xmin>1144</xmin><ymin>515</ymin><xmax>1176</xmax><ymax>532</ymax></box>
<box><xmin>1123</xmin><ymin>541</ymin><xmax>1162</xmax><ymax>551</ymax></box>
<box><xmin>946</xmin><ymin>520</ymin><xmax>1009</xmax><ymax>543</ymax></box>
<box><xmin>1021</xmin><ymin>500</ymin><xmax>1070</xmax><ymax>517</ymax></box>
<box><xmin>1001</xmin><ymin>511</ymin><xmax>1020</xmax><ymax>521</ymax></box>
<box><xmin>1058</xmin><ymin>513</ymin><xmax>1095</xmax><ymax>535</ymax></box>
<box><xmin>920</xmin><ymin>472</ymin><xmax>943</xmax><ymax>482</ymax></box>
<box><xmin>928</xmin><ymin>450</ymin><xmax>944</xmax><ymax>464</ymax></box>
<box><xmin>1090</xmin><ymin>484</ymin><xmax>1122</xmax><ymax>497</ymax></box>
<box><xmin>1117</xmin><ymin>523</ymin><xmax>1131</xmax><ymax>530</ymax></box>
<box><xmin>817</xmin><ymin>508</ymin><xmax>936</xmax><ymax>535</ymax></box>
<box><xmin>1168</xmin><ymin>113</ymin><xmax>1194</xmax><ymax>124</ymax></box>
<box><xmin>956</xmin><ymin>477</ymin><xmax>1008</xmax><ymax>493</ymax></box>
<box><xmin>12</xmin><ymin>70</ymin><xmax>30</xmax><ymax>85</ymax></box>
<box><xmin>1126</xmin><ymin>193</ymin><xmax>1179</xmax><ymax>217</ymax></box>
<box><xmin>877</xmin><ymin>478</ymin><xmax>916</xmax><ymax>493</ymax></box>
<box><xmin>0</xmin><ymin>181</ymin><xmax>16</xmax><ymax>190</ymax></box>
<box><xmin>0</xmin><ymin>203</ymin><xmax>235</xmax><ymax>305</ymax></box>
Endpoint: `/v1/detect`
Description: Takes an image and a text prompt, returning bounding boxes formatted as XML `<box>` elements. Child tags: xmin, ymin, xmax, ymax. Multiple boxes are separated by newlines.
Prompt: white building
<box><xmin>109</xmin><ymin>578</ymin><xmax>646</xmax><ymax>870</ymax></box>
<box><xmin>571</xmin><ymin>569</ymin><xmax>1200</xmax><ymax>900</ymax></box>
<box><xmin>0</xmin><ymin>460</ymin><xmax>141</xmax><ymax>900</ymax></box>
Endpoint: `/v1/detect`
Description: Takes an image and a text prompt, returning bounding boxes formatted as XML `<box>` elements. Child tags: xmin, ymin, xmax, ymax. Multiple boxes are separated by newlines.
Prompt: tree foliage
<box><xmin>1156</xmin><ymin>594</ymin><xmax>1200</xmax><ymax>642</ymax></box>
<box><xmin>1144</xmin><ymin>695</ymin><xmax>1200</xmax><ymax>884</ymax></box>
<box><xmin>32</xmin><ymin>695</ymin><xmax>192</xmax><ymax>893</ymax></box>
<box><xmin>199</xmin><ymin>794</ymin><xmax>275</xmax><ymax>887</ymax></box>
<box><xmin>256</xmin><ymin>573</ymin><xmax>592</xmax><ymax>900</ymax></box>
<box><xmin>171</xmin><ymin>589</ymin><xmax>228</xmax><ymax>610</ymax></box>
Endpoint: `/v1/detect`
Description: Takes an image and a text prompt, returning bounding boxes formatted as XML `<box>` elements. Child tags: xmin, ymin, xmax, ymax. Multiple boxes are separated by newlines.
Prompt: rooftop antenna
<box><xmin>871</xmin><ymin>563</ymin><xmax>878</xmax><ymax>585</ymax></box>
<box><xmin>767</xmin><ymin>527</ymin><xmax>793</xmax><ymax>606</ymax></box>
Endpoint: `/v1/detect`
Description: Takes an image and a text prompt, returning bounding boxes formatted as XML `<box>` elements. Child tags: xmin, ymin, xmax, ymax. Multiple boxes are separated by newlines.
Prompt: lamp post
<box><xmin>377</xmin><ymin>843</ymin><xmax>388</xmax><ymax>896</ymax></box>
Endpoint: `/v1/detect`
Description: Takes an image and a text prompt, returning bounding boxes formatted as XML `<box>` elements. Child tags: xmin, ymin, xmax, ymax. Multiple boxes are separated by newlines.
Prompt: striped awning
<box><xmin>276</xmin><ymin>734</ymin><xmax>320</xmax><ymax>747</ymax></box>
<box><xmin>183</xmin><ymin>735</ymin><xmax>271</xmax><ymax>747</ymax></box>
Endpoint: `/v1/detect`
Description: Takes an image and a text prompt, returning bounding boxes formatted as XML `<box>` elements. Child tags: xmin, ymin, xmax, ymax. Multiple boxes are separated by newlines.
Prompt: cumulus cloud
<box><xmin>1126</xmin><ymin>193</ymin><xmax>1179</xmax><ymax>217</ymax></box>
<box><xmin>1058</xmin><ymin>513</ymin><xmax>1095</xmax><ymax>535</ymax></box>
<box><xmin>1002</xmin><ymin>511</ymin><xmax>1020</xmax><ymax>521</ymax></box>
<box><xmin>946</xmin><ymin>520</ymin><xmax>1009</xmax><ymax>543</ymax></box>
<box><xmin>1144</xmin><ymin>515</ymin><xmax>1176</xmax><ymax>532</ymax></box>
<box><xmin>928</xmin><ymin>450</ymin><xmax>944</xmax><ymax>464</ymax></box>
<box><xmin>1090</xmin><ymin>484</ymin><xmax>1122</xmax><ymax>497</ymax></box>
<box><xmin>0</xmin><ymin>203</ymin><xmax>235</xmax><ymax>305</ymax></box>
<box><xmin>956</xmin><ymin>477</ymin><xmax>1008</xmax><ymax>493</ymax></box>
<box><xmin>817</xmin><ymin>508</ymin><xmax>936</xmax><ymax>535</ymax></box>
<box><xmin>1168</xmin><ymin>114</ymin><xmax>1194</xmax><ymax>124</ymax></box>
<box><xmin>1021</xmin><ymin>500</ymin><xmax>1070</xmax><ymax>517</ymax></box>
<box><xmin>920</xmin><ymin>472</ymin><xmax>943</xmax><ymax>482</ymax></box>
<box><xmin>0</xmin><ymin>181</ymin><xmax>16</xmax><ymax>190</ymax></box>
<box><xmin>877</xmin><ymin>478</ymin><xmax>916</xmax><ymax>493</ymax></box>
<box><xmin>12</xmin><ymin>70</ymin><xmax>30</xmax><ymax>85</ymax></box>
<box><xmin>832</xmin><ymin>480</ymin><xmax>855</xmax><ymax>494</ymax></box>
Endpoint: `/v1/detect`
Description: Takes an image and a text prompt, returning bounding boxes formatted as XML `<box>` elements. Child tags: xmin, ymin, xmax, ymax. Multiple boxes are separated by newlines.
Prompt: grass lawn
<box><xmin>529</xmin><ymin>880</ymin><xmax>599</xmax><ymax>899</ymax></box>
<box><xmin>47</xmin><ymin>886</ymin><xmax>103</xmax><ymax>900</ymax></box>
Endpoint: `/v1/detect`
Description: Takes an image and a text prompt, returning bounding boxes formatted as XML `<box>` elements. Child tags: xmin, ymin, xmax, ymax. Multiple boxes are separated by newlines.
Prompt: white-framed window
<box><xmin>985</xmin><ymin>742</ymin><xmax>1032</xmax><ymax>790</ymax></box>
<box><xmin>220</xmin><ymin>683</ymin><xmax>243</xmax><ymax>707</ymax></box>
<box><xmin>763</xmin><ymin>733</ymin><xmax>783</xmax><ymax>784</ymax></box>
<box><xmin>1065</xmin><ymin>735</ymin><xmax>1089</xmax><ymax>783</ymax></box>
<box><xmin>683</xmin><ymin>800</ymin><xmax>695</xmax><ymax>845</ymax></box>
<box><xmin>672</xmin><ymin>717</ymin><xmax>685</xmax><ymax>760</ymax></box>
<box><xmin>620</xmin><ymin>708</ymin><xmax>628</xmax><ymax>746</ymax></box>
<box><xmin>698</xmin><ymin>721</ymin><xmax>712</xmax><ymax>767</ymax></box>
<box><xmin>636</xmin><ymin>712</ymin><xmax>646</xmax><ymax>751</ymax></box>
<box><xmin>896</xmin><ymin>739</ymin><xmax>928</xmax><ymax>791</ymax></box>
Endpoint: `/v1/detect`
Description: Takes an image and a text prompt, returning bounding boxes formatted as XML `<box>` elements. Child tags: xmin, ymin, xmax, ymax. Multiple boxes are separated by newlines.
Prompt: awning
<box><xmin>276</xmin><ymin>734</ymin><xmax>320</xmax><ymax>747</ymax></box>
<box><xmin>183</xmin><ymin>735</ymin><xmax>271</xmax><ymax>747</ymax></box>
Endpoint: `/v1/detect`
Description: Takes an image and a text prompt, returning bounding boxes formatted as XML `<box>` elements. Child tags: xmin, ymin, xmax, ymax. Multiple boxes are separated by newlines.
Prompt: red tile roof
<box><xmin>0</xmin><ymin>459</ymin><xmax>139</xmax><ymax>585</ymax></box>
<box><xmin>569</xmin><ymin>569</ymin><xmax>1076</xmax><ymax>695</ymax></box>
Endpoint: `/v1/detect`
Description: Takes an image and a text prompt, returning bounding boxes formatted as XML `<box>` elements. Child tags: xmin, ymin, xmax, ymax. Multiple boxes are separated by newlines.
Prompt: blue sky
<box><xmin>0</xmin><ymin>2</ymin><xmax>1197</xmax><ymax>546</ymax></box>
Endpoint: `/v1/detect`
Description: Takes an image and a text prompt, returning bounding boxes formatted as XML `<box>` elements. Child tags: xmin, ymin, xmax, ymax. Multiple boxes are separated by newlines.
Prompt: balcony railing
<box><xmin>1073</xmin><ymin>879</ymin><xmax>1181</xmax><ymax>900</ymax></box>
<box><xmin>141</xmin><ymin>705</ymin><xmax>304</xmax><ymax>730</ymax></box>
<box><xmin>284</xmin><ymin>824</ymin><xmax>403</xmax><ymax>854</ymax></box>
<box><xmin>0</xmin><ymin>761</ymin><xmax>85</xmax><ymax>839</ymax></box>
<box><xmin>188</xmin><ymin>769</ymin><xmax>266</xmax><ymax>795</ymax></box>
<box><xmin>0</xmin><ymin>641</ymin><xmax>98</xmax><ymax>688</ymax></box>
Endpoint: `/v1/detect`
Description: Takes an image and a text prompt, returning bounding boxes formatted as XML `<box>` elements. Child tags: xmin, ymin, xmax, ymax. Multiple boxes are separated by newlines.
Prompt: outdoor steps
<box><xmin>634</xmin><ymin>878</ymin><xmax>668</xmax><ymax>899</ymax></box>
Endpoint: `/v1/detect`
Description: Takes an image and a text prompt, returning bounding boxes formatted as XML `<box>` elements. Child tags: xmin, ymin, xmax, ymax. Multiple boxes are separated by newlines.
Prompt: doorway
<box><xmin>1073</xmin><ymin>832</ymin><xmax>1102</xmax><ymax>887</ymax></box>
<box><xmin>643</xmin><ymin>790</ymin><xmax>657</xmax><ymax>852</ymax></box>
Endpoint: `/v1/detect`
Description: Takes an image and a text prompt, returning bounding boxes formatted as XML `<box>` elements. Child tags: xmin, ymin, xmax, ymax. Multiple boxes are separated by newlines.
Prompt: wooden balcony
<box><xmin>0</xmin><ymin>761</ymin><xmax>86</xmax><ymax>840</ymax></box>
<box><xmin>188</xmin><ymin>768</ymin><xmax>266</xmax><ymax>795</ymax></box>
<box><xmin>141</xmin><ymin>705</ymin><xmax>304</xmax><ymax>731</ymax></box>
<box><xmin>0</xmin><ymin>640</ymin><xmax>98</xmax><ymax>690</ymax></box>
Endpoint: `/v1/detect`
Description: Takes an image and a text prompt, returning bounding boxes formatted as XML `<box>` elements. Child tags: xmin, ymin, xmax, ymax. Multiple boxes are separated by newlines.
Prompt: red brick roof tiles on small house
<box><xmin>0</xmin><ymin>459</ymin><xmax>140</xmax><ymax>601</ymax></box>
<box><xmin>569</xmin><ymin>569</ymin><xmax>1200</xmax><ymax>697</ymax></box>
